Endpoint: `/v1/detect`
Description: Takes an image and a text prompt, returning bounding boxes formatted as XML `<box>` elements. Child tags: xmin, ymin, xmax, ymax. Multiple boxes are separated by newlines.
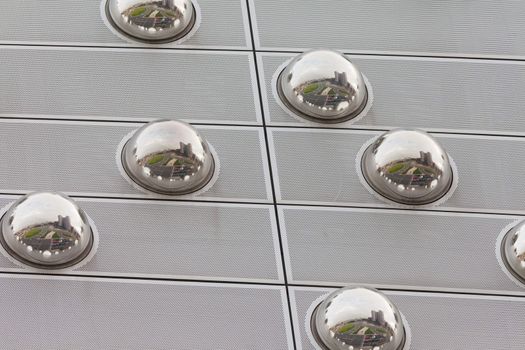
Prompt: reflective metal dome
<box><xmin>361</xmin><ymin>129</ymin><xmax>454</xmax><ymax>205</ymax></box>
<box><xmin>311</xmin><ymin>287</ymin><xmax>406</xmax><ymax>350</ymax></box>
<box><xmin>277</xmin><ymin>49</ymin><xmax>368</xmax><ymax>123</ymax></box>
<box><xmin>106</xmin><ymin>0</ymin><xmax>196</xmax><ymax>42</ymax></box>
<box><xmin>122</xmin><ymin>119</ymin><xmax>215</xmax><ymax>195</ymax></box>
<box><xmin>0</xmin><ymin>192</ymin><xmax>93</xmax><ymax>269</ymax></box>
<box><xmin>502</xmin><ymin>221</ymin><xmax>525</xmax><ymax>284</ymax></box>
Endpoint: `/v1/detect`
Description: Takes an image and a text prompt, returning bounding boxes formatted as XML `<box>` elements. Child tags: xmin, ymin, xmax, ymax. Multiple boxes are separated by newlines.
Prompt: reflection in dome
<box><xmin>294</xmin><ymin>71</ymin><xmax>356</xmax><ymax>114</ymax></box>
<box><xmin>138</xmin><ymin>142</ymin><xmax>204</xmax><ymax>181</ymax></box>
<box><xmin>331</xmin><ymin>310</ymin><xmax>394</xmax><ymax>348</ymax></box>
<box><xmin>15</xmin><ymin>215</ymin><xmax>80</xmax><ymax>255</ymax></box>
<box><xmin>122</xmin><ymin>1</ymin><xmax>184</xmax><ymax>30</ymax></box>
<box><xmin>361</xmin><ymin>129</ymin><xmax>454</xmax><ymax>205</ymax></box>
<box><xmin>121</xmin><ymin>120</ymin><xmax>215</xmax><ymax>195</ymax></box>
<box><xmin>378</xmin><ymin>150</ymin><xmax>440</xmax><ymax>189</ymax></box>
<box><xmin>277</xmin><ymin>49</ymin><xmax>368</xmax><ymax>123</ymax></box>
<box><xmin>502</xmin><ymin>221</ymin><xmax>525</xmax><ymax>284</ymax></box>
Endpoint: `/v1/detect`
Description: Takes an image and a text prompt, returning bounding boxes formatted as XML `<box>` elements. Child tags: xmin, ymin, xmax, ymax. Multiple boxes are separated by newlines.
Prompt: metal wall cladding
<box><xmin>0</xmin><ymin>0</ymin><xmax>250</xmax><ymax>49</ymax></box>
<box><xmin>0</xmin><ymin>47</ymin><xmax>260</xmax><ymax>124</ymax></box>
<box><xmin>0</xmin><ymin>120</ymin><xmax>271</xmax><ymax>202</ymax></box>
<box><xmin>270</xmin><ymin>128</ymin><xmax>525</xmax><ymax>214</ymax></box>
<box><xmin>259</xmin><ymin>53</ymin><xmax>525</xmax><ymax>135</ymax></box>
<box><xmin>251</xmin><ymin>0</ymin><xmax>525</xmax><ymax>59</ymax></box>
<box><xmin>0</xmin><ymin>275</ymin><xmax>293</xmax><ymax>350</ymax></box>
<box><xmin>0</xmin><ymin>196</ymin><xmax>282</xmax><ymax>283</ymax></box>
<box><xmin>280</xmin><ymin>206</ymin><xmax>522</xmax><ymax>294</ymax></box>
<box><xmin>292</xmin><ymin>287</ymin><xmax>525</xmax><ymax>350</ymax></box>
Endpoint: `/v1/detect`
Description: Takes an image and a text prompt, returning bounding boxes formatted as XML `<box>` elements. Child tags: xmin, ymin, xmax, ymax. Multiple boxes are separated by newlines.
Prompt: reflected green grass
<box><xmin>24</xmin><ymin>227</ymin><xmax>42</xmax><ymax>239</ymax></box>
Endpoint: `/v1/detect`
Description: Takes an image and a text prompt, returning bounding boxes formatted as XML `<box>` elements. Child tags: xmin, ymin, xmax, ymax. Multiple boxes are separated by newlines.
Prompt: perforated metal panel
<box><xmin>0</xmin><ymin>275</ymin><xmax>293</xmax><ymax>350</ymax></box>
<box><xmin>0</xmin><ymin>47</ymin><xmax>260</xmax><ymax>123</ymax></box>
<box><xmin>0</xmin><ymin>120</ymin><xmax>271</xmax><ymax>202</ymax></box>
<box><xmin>280</xmin><ymin>206</ymin><xmax>523</xmax><ymax>294</ymax></box>
<box><xmin>260</xmin><ymin>53</ymin><xmax>525</xmax><ymax>135</ymax></box>
<box><xmin>291</xmin><ymin>287</ymin><xmax>525</xmax><ymax>350</ymax></box>
<box><xmin>270</xmin><ymin>128</ymin><xmax>525</xmax><ymax>214</ymax></box>
<box><xmin>1</xmin><ymin>1</ymin><xmax>524</xmax><ymax>349</ymax></box>
<box><xmin>251</xmin><ymin>0</ymin><xmax>525</xmax><ymax>59</ymax></box>
<box><xmin>0</xmin><ymin>0</ymin><xmax>250</xmax><ymax>49</ymax></box>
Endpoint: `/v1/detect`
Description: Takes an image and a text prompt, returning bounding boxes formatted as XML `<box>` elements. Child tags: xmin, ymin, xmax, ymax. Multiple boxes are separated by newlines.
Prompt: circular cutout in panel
<box><xmin>277</xmin><ymin>49</ymin><xmax>368</xmax><ymax>123</ymax></box>
<box><xmin>311</xmin><ymin>286</ymin><xmax>406</xmax><ymax>350</ymax></box>
<box><xmin>121</xmin><ymin>119</ymin><xmax>216</xmax><ymax>195</ymax></box>
<box><xmin>0</xmin><ymin>192</ymin><xmax>94</xmax><ymax>269</ymax></box>
<box><xmin>361</xmin><ymin>129</ymin><xmax>454</xmax><ymax>205</ymax></box>
<box><xmin>501</xmin><ymin>220</ymin><xmax>525</xmax><ymax>285</ymax></box>
<box><xmin>106</xmin><ymin>0</ymin><xmax>196</xmax><ymax>43</ymax></box>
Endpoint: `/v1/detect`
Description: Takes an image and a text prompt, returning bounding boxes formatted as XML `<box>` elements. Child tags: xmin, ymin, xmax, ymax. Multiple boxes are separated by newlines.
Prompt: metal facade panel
<box><xmin>0</xmin><ymin>0</ymin><xmax>250</xmax><ymax>49</ymax></box>
<box><xmin>260</xmin><ymin>53</ymin><xmax>525</xmax><ymax>135</ymax></box>
<box><xmin>1</xmin><ymin>1</ymin><xmax>524</xmax><ymax>349</ymax></box>
<box><xmin>271</xmin><ymin>128</ymin><xmax>525</xmax><ymax>214</ymax></box>
<box><xmin>0</xmin><ymin>120</ymin><xmax>272</xmax><ymax>202</ymax></box>
<box><xmin>0</xmin><ymin>275</ymin><xmax>293</xmax><ymax>349</ymax></box>
<box><xmin>292</xmin><ymin>287</ymin><xmax>525</xmax><ymax>350</ymax></box>
<box><xmin>0</xmin><ymin>196</ymin><xmax>282</xmax><ymax>283</ymax></box>
<box><xmin>252</xmin><ymin>0</ymin><xmax>525</xmax><ymax>59</ymax></box>
<box><xmin>281</xmin><ymin>206</ymin><xmax>522</xmax><ymax>294</ymax></box>
<box><xmin>0</xmin><ymin>47</ymin><xmax>260</xmax><ymax>124</ymax></box>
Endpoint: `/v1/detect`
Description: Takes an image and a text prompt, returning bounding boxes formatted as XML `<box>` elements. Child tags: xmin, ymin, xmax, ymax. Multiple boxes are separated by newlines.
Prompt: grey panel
<box><xmin>252</xmin><ymin>0</ymin><xmax>525</xmax><ymax>58</ymax></box>
<box><xmin>271</xmin><ymin>128</ymin><xmax>525</xmax><ymax>213</ymax></box>
<box><xmin>0</xmin><ymin>120</ymin><xmax>271</xmax><ymax>202</ymax></box>
<box><xmin>292</xmin><ymin>287</ymin><xmax>525</xmax><ymax>350</ymax></box>
<box><xmin>261</xmin><ymin>54</ymin><xmax>525</xmax><ymax>135</ymax></box>
<box><xmin>0</xmin><ymin>47</ymin><xmax>260</xmax><ymax>124</ymax></box>
<box><xmin>0</xmin><ymin>0</ymin><xmax>249</xmax><ymax>49</ymax></box>
<box><xmin>281</xmin><ymin>206</ymin><xmax>520</xmax><ymax>293</ymax></box>
<box><xmin>0</xmin><ymin>196</ymin><xmax>281</xmax><ymax>282</ymax></box>
<box><xmin>0</xmin><ymin>275</ymin><xmax>293</xmax><ymax>350</ymax></box>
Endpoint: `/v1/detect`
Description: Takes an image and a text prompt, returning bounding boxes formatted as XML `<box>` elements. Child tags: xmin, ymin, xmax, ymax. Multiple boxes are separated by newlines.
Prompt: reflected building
<box><xmin>331</xmin><ymin>310</ymin><xmax>392</xmax><ymax>348</ymax></box>
<box><xmin>293</xmin><ymin>71</ymin><xmax>354</xmax><ymax>111</ymax></box>
<box><xmin>122</xmin><ymin>1</ymin><xmax>183</xmax><ymax>29</ymax></box>
<box><xmin>14</xmin><ymin>215</ymin><xmax>80</xmax><ymax>253</ymax></box>
<box><xmin>379</xmin><ymin>151</ymin><xmax>441</xmax><ymax>187</ymax></box>
<box><xmin>138</xmin><ymin>142</ymin><xmax>203</xmax><ymax>180</ymax></box>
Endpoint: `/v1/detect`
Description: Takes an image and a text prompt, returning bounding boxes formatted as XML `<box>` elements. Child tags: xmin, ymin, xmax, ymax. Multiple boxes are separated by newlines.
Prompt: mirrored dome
<box><xmin>502</xmin><ymin>221</ymin><xmax>525</xmax><ymax>284</ymax></box>
<box><xmin>277</xmin><ymin>49</ymin><xmax>368</xmax><ymax>123</ymax></box>
<box><xmin>361</xmin><ymin>129</ymin><xmax>454</xmax><ymax>205</ymax></box>
<box><xmin>106</xmin><ymin>0</ymin><xmax>196</xmax><ymax>42</ymax></box>
<box><xmin>121</xmin><ymin>119</ymin><xmax>215</xmax><ymax>195</ymax></box>
<box><xmin>311</xmin><ymin>287</ymin><xmax>406</xmax><ymax>350</ymax></box>
<box><xmin>0</xmin><ymin>192</ymin><xmax>93</xmax><ymax>269</ymax></box>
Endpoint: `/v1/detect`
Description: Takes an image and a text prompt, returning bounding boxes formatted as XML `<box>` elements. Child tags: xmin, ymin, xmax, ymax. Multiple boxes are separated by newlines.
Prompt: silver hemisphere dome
<box><xmin>502</xmin><ymin>221</ymin><xmax>525</xmax><ymax>284</ymax></box>
<box><xmin>0</xmin><ymin>192</ymin><xmax>93</xmax><ymax>269</ymax></box>
<box><xmin>277</xmin><ymin>49</ymin><xmax>368</xmax><ymax>123</ymax></box>
<box><xmin>106</xmin><ymin>0</ymin><xmax>196</xmax><ymax>42</ymax></box>
<box><xmin>311</xmin><ymin>287</ymin><xmax>406</xmax><ymax>350</ymax></box>
<box><xmin>122</xmin><ymin>119</ymin><xmax>215</xmax><ymax>195</ymax></box>
<box><xmin>361</xmin><ymin>129</ymin><xmax>453</xmax><ymax>205</ymax></box>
